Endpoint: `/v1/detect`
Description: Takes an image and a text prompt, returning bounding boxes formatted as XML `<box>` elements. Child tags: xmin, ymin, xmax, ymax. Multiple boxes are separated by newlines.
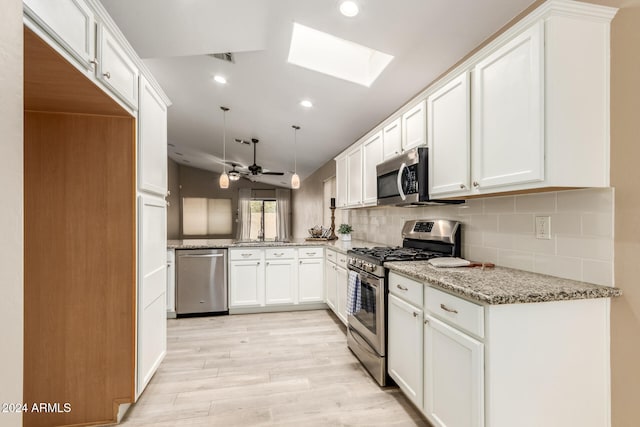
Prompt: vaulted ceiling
<box><xmin>101</xmin><ymin>0</ymin><xmax>536</xmax><ymax>187</ymax></box>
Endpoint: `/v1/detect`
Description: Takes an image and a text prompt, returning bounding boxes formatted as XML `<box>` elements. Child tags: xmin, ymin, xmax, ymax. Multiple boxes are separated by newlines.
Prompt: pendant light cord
<box><xmin>221</xmin><ymin>106</ymin><xmax>229</xmax><ymax>172</ymax></box>
<box><xmin>292</xmin><ymin>125</ymin><xmax>300</xmax><ymax>173</ymax></box>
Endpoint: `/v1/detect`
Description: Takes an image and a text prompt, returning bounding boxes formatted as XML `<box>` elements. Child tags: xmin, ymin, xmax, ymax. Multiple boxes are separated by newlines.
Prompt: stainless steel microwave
<box><xmin>376</xmin><ymin>147</ymin><xmax>463</xmax><ymax>206</ymax></box>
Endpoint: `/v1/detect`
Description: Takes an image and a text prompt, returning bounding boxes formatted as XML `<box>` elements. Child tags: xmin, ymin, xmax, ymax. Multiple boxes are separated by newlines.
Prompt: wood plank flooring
<box><xmin>121</xmin><ymin>310</ymin><xmax>429</xmax><ymax>426</ymax></box>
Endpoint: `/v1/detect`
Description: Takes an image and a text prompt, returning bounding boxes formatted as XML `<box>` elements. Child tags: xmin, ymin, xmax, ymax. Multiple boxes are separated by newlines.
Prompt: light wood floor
<box><xmin>121</xmin><ymin>310</ymin><xmax>429</xmax><ymax>426</ymax></box>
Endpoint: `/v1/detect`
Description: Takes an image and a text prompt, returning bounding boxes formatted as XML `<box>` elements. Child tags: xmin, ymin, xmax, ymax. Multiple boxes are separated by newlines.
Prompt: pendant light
<box><xmin>291</xmin><ymin>125</ymin><xmax>301</xmax><ymax>189</ymax></box>
<box><xmin>219</xmin><ymin>106</ymin><xmax>230</xmax><ymax>189</ymax></box>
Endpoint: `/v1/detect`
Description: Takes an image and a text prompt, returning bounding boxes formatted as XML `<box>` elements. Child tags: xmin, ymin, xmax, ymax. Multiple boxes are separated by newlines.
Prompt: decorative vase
<box><xmin>341</xmin><ymin>233</ymin><xmax>351</xmax><ymax>241</ymax></box>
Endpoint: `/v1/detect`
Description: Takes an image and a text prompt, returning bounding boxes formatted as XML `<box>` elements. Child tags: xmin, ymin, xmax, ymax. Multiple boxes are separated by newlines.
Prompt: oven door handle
<box><xmin>348</xmin><ymin>266</ymin><xmax>382</xmax><ymax>287</ymax></box>
<box><xmin>397</xmin><ymin>162</ymin><xmax>407</xmax><ymax>201</ymax></box>
<box><xmin>348</xmin><ymin>327</ymin><xmax>380</xmax><ymax>358</ymax></box>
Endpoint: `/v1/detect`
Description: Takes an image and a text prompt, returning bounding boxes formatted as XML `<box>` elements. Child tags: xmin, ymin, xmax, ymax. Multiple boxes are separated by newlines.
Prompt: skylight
<box><xmin>287</xmin><ymin>23</ymin><xmax>393</xmax><ymax>87</ymax></box>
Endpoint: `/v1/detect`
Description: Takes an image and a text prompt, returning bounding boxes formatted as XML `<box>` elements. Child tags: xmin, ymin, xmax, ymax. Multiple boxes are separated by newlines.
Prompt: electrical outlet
<box><xmin>535</xmin><ymin>216</ymin><xmax>551</xmax><ymax>240</ymax></box>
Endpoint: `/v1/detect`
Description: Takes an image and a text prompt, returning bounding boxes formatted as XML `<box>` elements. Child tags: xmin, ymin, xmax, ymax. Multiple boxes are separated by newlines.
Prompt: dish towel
<box><xmin>347</xmin><ymin>270</ymin><xmax>362</xmax><ymax>316</ymax></box>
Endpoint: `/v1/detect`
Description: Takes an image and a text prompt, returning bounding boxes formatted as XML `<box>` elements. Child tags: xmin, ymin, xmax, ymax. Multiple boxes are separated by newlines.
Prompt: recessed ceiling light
<box><xmin>214</xmin><ymin>75</ymin><xmax>227</xmax><ymax>84</ymax></box>
<box><xmin>339</xmin><ymin>1</ymin><xmax>359</xmax><ymax>17</ymax></box>
<box><xmin>300</xmin><ymin>100</ymin><xmax>313</xmax><ymax>108</ymax></box>
<box><xmin>288</xmin><ymin>23</ymin><xmax>393</xmax><ymax>87</ymax></box>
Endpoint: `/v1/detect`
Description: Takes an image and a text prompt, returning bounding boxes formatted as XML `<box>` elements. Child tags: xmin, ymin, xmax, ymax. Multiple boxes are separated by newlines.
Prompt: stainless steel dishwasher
<box><xmin>176</xmin><ymin>248</ymin><xmax>228</xmax><ymax>315</ymax></box>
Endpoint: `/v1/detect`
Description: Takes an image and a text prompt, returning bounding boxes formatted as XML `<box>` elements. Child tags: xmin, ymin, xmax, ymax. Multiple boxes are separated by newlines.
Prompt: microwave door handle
<box><xmin>397</xmin><ymin>162</ymin><xmax>407</xmax><ymax>201</ymax></box>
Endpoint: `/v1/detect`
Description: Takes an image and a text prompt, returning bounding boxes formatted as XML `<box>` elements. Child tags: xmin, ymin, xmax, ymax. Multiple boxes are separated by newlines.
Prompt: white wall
<box><xmin>0</xmin><ymin>0</ymin><xmax>23</xmax><ymax>426</ymax></box>
<box><xmin>348</xmin><ymin>188</ymin><xmax>614</xmax><ymax>286</ymax></box>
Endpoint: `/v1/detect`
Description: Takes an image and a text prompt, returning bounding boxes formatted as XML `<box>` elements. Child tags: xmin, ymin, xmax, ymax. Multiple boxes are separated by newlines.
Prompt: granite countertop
<box><xmin>167</xmin><ymin>238</ymin><xmax>386</xmax><ymax>254</ymax></box>
<box><xmin>384</xmin><ymin>261</ymin><xmax>622</xmax><ymax>305</ymax></box>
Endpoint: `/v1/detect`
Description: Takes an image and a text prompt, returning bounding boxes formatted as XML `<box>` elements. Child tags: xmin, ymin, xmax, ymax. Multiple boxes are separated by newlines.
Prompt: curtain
<box><xmin>275</xmin><ymin>189</ymin><xmax>291</xmax><ymax>241</ymax></box>
<box><xmin>236</xmin><ymin>188</ymin><xmax>252</xmax><ymax>240</ymax></box>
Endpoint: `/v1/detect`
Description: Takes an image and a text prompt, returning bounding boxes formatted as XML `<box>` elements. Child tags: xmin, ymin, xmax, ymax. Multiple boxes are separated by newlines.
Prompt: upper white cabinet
<box><xmin>139</xmin><ymin>76</ymin><xmax>168</xmax><ymax>196</ymax></box>
<box><xmin>383</xmin><ymin>118</ymin><xmax>402</xmax><ymax>160</ymax></box>
<box><xmin>23</xmin><ymin>0</ymin><xmax>96</xmax><ymax>72</ymax></box>
<box><xmin>346</xmin><ymin>145</ymin><xmax>363</xmax><ymax>207</ymax></box>
<box><xmin>402</xmin><ymin>100</ymin><xmax>426</xmax><ymax>151</ymax></box>
<box><xmin>336</xmin><ymin>155</ymin><xmax>348</xmax><ymax>208</ymax></box>
<box><xmin>472</xmin><ymin>22</ymin><xmax>544</xmax><ymax>192</ymax></box>
<box><xmin>97</xmin><ymin>24</ymin><xmax>139</xmax><ymax>110</ymax></box>
<box><xmin>362</xmin><ymin>131</ymin><xmax>383</xmax><ymax>206</ymax></box>
<box><xmin>428</xmin><ymin>72</ymin><xmax>471</xmax><ymax>198</ymax></box>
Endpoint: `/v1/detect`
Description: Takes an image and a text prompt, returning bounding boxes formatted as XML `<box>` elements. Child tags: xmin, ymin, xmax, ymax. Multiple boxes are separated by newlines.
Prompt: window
<box><xmin>182</xmin><ymin>197</ymin><xmax>232</xmax><ymax>236</ymax></box>
<box><xmin>249</xmin><ymin>200</ymin><xmax>277</xmax><ymax>240</ymax></box>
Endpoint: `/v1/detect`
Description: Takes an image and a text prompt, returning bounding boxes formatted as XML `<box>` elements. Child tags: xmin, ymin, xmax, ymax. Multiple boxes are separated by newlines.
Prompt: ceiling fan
<box><xmin>234</xmin><ymin>138</ymin><xmax>285</xmax><ymax>176</ymax></box>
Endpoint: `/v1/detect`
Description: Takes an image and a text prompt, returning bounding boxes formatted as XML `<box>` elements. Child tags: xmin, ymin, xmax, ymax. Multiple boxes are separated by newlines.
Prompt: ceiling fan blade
<box><xmin>234</xmin><ymin>138</ymin><xmax>251</xmax><ymax>145</ymax></box>
<box><xmin>262</xmin><ymin>171</ymin><xmax>285</xmax><ymax>176</ymax></box>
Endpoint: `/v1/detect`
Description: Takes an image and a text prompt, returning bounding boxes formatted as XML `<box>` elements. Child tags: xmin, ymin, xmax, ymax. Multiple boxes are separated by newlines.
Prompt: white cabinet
<box><xmin>428</xmin><ymin>72</ymin><xmax>471</xmax><ymax>198</ymax></box>
<box><xmin>472</xmin><ymin>22</ymin><xmax>544</xmax><ymax>192</ymax></box>
<box><xmin>336</xmin><ymin>155</ymin><xmax>348</xmax><ymax>208</ymax></box>
<box><xmin>362</xmin><ymin>131</ymin><xmax>383</xmax><ymax>205</ymax></box>
<box><xmin>402</xmin><ymin>100</ymin><xmax>426</xmax><ymax>151</ymax></box>
<box><xmin>383</xmin><ymin>118</ymin><xmax>402</xmax><ymax>160</ymax></box>
<box><xmin>324</xmin><ymin>249</ymin><xmax>347</xmax><ymax>324</ymax></box>
<box><xmin>97</xmin><ymin>23</ymin><xmax>139</xmax><ymax>110</ymax></box>
<box><xmin>335</xmin><ymin>265</ymin><xmax>348</xmax><ymax>325</ymax></box>
<box><xmin>298</xmin><ymin>258</ymin><xmax>324</xmax><ymax>303</ymax></box>
<box><xmin>325</xmin><ymin>257</ymin><xmax>337</xmax><ymax>310</ymax></box>
<box><xmin>137</xmin><ymin>195</ymin><xmax>167</xmax><ymax>396</ymax></box>
<box><xmin>23</xmin><ymin>0</ymin><xmax>96</xmax><ymax>71</ymax></box>
<box><xmin>388</xmin><ymin>293</ymin><xmax>424</xmax><ymax>409</ymax></box>
<box><xmin>265</xmin><ymin>259</ymin><xmax>296</xmax><ymax>305</ymax></box>
<box><xmin>229</xmin><ymin>259</ymin><xmax>264</xmax><ymax>307</ymax></box>
<box><xmin>139</xmin><ymin>76</ymin><xmax>168</xmax><ymax>196</ymax></box>
<box><xmin>166</xmin><ymin>249</ymin><xmax>175</xmax><ymax>317</ymax></box>
<box><xmin>424</xmin><ymin>315</ymin><xmax>484</xmax><ymax>427</ymax></box>
<box><xmin>346</xmin><ymin>146</ymin><xmax>363</xmax><ymax>207</ymax></box>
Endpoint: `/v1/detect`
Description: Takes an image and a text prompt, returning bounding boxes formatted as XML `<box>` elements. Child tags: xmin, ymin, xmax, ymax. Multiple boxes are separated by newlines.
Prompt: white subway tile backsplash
<box><xmin>498</xmin><ymin>214</ymin><xmax>535</xmax><ymax>234</ymax></box>
<box><xmin>484</xmin><ymin>196</ymin><xmax>515</xmax><ymax>214</ymax></box>
<box><xmin>347</xmin><ymin>188</ymin><xmax>613</xmax><ymax>286</ymax></box>
<box><xmin>515</xmin><ymin>192</ymin><xmax>556</xmax><ymax>212</ymax></box>
<box><xmin>582</xmin><ymin>259</ymin><xmax>613</xmax><ymax>287</ymax></box>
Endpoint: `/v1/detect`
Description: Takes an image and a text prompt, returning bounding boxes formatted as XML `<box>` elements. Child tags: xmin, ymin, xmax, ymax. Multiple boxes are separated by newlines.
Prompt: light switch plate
<box><xmin>535</xmin><ymin>216</ymin><xmax>551</xmax><ymax>240</ymax></box>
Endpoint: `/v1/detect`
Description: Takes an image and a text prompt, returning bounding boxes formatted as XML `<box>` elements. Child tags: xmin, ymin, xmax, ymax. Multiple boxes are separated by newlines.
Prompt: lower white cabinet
<box><xmin>265</xmin><ymin>259</ymin><xmax>296</xmax><ymax>305</ymax></box>
<box><xmin>298</xmin><ymin>258</ymin><xmax>324</xmax><ymax>303</ymax></box>
<box><xmin>424</xmin><ymin>315</ymin><xmax>484</xmax><ymax>427</ymax></box>
<box><xmin>324</xmin><ymin>249</ymin><xmax>348</xmax><ymax>325</ymax></box>
<box><xmin>166</xmin><ymin>249</ymin><xmax>175</xmax><ymax>317</ymax></box>
<box><xmin>229</xmin><ymin>258</ymin><xmax>264</xmax><ymax>307</ymax></box>
<box><xmin>335</xmin><ymin>265</ymin><xmax>348</xmax><ymax>325</ymax></box>
<box><xmin>325</xmin><ymin>258</ymin><xmax>337</xmax><ymax>310</ymax></box>
<box><xmin>388</xmin><ymin>294</ymin><xmax>424</xmax><ymax>408</ymax></box>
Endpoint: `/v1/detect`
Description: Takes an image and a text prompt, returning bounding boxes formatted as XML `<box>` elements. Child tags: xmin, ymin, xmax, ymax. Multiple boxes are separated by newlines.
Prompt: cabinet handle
<box><xmin>412</xmin><ymin>312</ymin><xmax>419</xmax><ymax>318</ymax></box>
<box><xmin>424</xmin><ymin>319</ymin><xmax>429</xmax><ymax>325</ymax></box>
<box><xmin>103</xmin><ymin>71</ymin><xmax>111</xmax><ymax>79</ymax></box>
<box><xmin>90</xmin><ymin>58</ymin><xmax>99</xmax><ymax>68</ymax></box>
<box><xmin>440</xmin><ymin>303</ymin><xmax>458</xmax><ymax>314</ymax></box>
<box><xmin>241</xmin><ymin>253</ymin><xmax>252</xmax><ymax>257</ymax></box>
<box><xmin>306</xmin><ymin>252</ymin><xmax>316</xmax><ymax>256</ymax></box>
<box><xmin>396</xmin><ymin>284</ymin><xmax>408</xmax><ymax>291</ymax></box>
<box><xmin>472</xmin><ymin>181</ymin><xmax>479</xmax><ymax>188</ymax></box>
<box><xmin>460</xmin><ymin>184</ymin><xmax>466</xmax><ymax>189</ymax></box>
<box><xmin>274</xmin><ymin>253</ymin><xmax>283</xmax><ymax>257</ymax></box>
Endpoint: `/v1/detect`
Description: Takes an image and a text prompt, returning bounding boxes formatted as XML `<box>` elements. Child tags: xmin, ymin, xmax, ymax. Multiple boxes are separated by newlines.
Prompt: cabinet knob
<box><xmin>103</xmin><ymin>71</ymin><xmax>111</xmax><ymax>79</ymax></box>
<box><xmin>472</xmin><ymin>181</ymin><xmax>479</xmax><ymax>188</ymax></box>
<box><xmin>412</xmin><ymin>312</ymin><xmax>419</xmax><ymax>318</ymax></box>
<box><xmin>266</xmin><ymin>262</ymin><xmax>269</xmax><ymax>266</ymax></box>
<box><xmin>299</xmin><ymin>260</ymin><xmax>303</xmax><ymax>264</ymax></box>
<box><xmin>460</xmin><ymin>184</ymin><xmax>466</xmax><ymax>189</ymax></box>
<box><xmin>90</xmin><ymin>58</ymin><xmax>99</xmax><ymax>68</ymax></box>
<box><xmin>424</xmin><ymin>319</ymin><xmax>429</xmax><ymax>325</ymax></box>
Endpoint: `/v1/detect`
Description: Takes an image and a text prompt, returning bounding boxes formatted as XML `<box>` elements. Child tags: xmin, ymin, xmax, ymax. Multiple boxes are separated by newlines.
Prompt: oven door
<box><xmin>348</xmin><ymin>267</ymin><xmax>385</xmax><ymax>356</ymax></box>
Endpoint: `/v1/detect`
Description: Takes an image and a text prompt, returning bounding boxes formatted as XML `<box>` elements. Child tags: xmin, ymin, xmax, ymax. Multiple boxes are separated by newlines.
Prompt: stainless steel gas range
<box><xmin>346</xmin><ymin>219</ymin><xmax>461</xmax><ymax>386</ymax></box>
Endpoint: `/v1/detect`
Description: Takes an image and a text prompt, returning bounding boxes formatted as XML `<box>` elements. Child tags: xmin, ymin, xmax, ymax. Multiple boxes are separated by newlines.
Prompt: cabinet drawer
<box><xmin>97</xmin><ymin>24</ymin><xmax>139</xmax><ymax>110</ymax></box>
<box><xmin>389</xmin><ymin>271</ymin><xmax>423</xmax><ymax>307</ymax></box>
<box><xmin>326</xmin><ymin>249</ymin><xmax>337</xmax><ymax>263</ymax></box>
<box><xmin>266</xmin><ymin>248</ymin><xmax>296</xmax><ymax>259</ymax></box>
<box><xmin>425</xmin><ymin>287</ymin><xmax>484</xmax><ymax>338</ymax></box>
<box><xmin>230</xmin><ymin>249</ymin><xmax>263</xmax><ymax>261</ymax></box>
<box><xmin>298</xmin><ymin>247</ymin><xmax>324</xmax><ymax>259</ymax></box>
<box><xmin>336</xmin><ymin>252</ymin><xmax>348</xmax><ymax>269</ymax></box>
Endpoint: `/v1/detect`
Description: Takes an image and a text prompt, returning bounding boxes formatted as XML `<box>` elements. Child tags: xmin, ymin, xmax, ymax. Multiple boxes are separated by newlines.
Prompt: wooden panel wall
<box><xmin>24</xmin><ymin>111</ymin><xmax>135</xmax><ymax>427</ymax></box>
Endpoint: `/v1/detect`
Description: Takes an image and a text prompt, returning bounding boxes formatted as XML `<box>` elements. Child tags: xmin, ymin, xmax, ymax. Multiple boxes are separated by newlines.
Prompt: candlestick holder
<box><xmin>328</xmin><ymin>206</ymin><xmax>338</xmax><ymax>240</ymax></box>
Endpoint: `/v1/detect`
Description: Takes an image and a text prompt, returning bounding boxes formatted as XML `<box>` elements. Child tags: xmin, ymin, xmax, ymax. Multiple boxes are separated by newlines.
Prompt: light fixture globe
<box><xmin>291</xmin><ymin>173</ymin><xmax>300</xmax><ymax>189</ymax></box>
<box><xmin>219</xmin><ymin>172</ymin><xmax>230</xmax><ymax>189</ymax></box>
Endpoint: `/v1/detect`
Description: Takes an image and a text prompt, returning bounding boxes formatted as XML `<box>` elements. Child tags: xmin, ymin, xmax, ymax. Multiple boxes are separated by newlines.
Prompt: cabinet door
<box><xmin>166</xmin><ymin>249</ymin><xmax>175</xmax><ymax>315</ymax></box>
<box><xmin>325</xmin><ymin>261</ymin><xmax>337</xmax><ymax>311</ymax></box>
<box><xmin>388</xmin><ymin>294</ymin><xmax>423</xmax><ymax>409</ymax></box>
<box><xmin>229</xmin><ymin>260</ymin><xmax>264</xmax><ymax>307</ymax></box>
<box><xmin>362</xmin><ymin>131</ymin><xmax>383</xmax><ymax>205</ymax></box>
<box><xmin>424</xmin><ymin>315</ymin><xmax>484</xmax><ymax>427</ymax></box>
<box><xmin>335</xmin><ymin>266</ymin><xmax>348</xmax><ymax>325</ymax></box>
<box><xmin>298</xmin><ymin>258</ymin><xmax>325</xmax><ymax>303</ymax></box>
<box><xmin>347</xmin><ymin>146</ymin><xmax>363</xmax><ymax>206</ymax></box>
<box><xmin>97</xmin><ymin>24</ymin><xmax>139</xmax><ymax>110</ymax></box>
<box><xmin>336</xmin><ymin>156</ymin><xmax>348</xmax><ymax>208</ymax></box>
<box><xmin>428</xmin><ymin>72</ymin><xmax>471</xmax><ymax>197</ymax></box>
<box><xmin>402</xmin><ymin>100</ymin><xmax>426</xmax><ymax>151</ymax></box>
<box><xmin>264</xmin><ymin>260</ymin><xmax>296</xmax><ymax>305</ymax></box>
<box><xmin>24</xmin><ymin>0</ymin><xmax>95</xmax><ymax>71</ymax></box>
<box><xmin>138</xmin><ymin>195</ymin><xmax>167</xmax><ymax>396</ymax></box>
<box><xmin>383</xmin><ymin>118</ymin><xmax>402</xmax><ymax>160</ymax></box>
<box><xmin>472</xmin><ymin>22</ymin><xmax>544</xmax><ymax>191</ymax></box>
<box><xmin>139</xmin><ymin>76</ymin><xmax>168</xmax><ymax>195</ymax></box>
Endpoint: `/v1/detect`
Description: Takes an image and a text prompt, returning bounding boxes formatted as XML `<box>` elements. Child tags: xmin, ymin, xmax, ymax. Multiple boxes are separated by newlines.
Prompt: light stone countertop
<box><xmin>167</xmin><ymin>238</ymin><xmax>387</xmax><ymax>255</ymax></box>
<box><xmin>384</xmin><ymin>261</ymin><xmax>622</xmax><ymax>305</ymax></box>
